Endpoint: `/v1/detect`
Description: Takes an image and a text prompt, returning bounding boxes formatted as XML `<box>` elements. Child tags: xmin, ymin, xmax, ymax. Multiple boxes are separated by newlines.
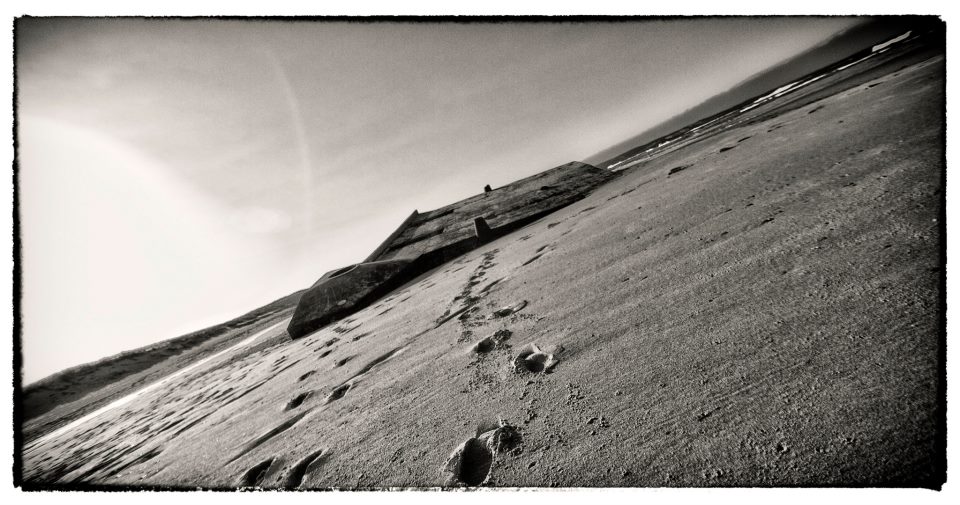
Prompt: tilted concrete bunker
<box><xmin>287</xmin><ymin>161</ymin><xmax>617</xmax><ymax>339</ymax></box>
<box><xmin>286</xmin><ymin>259</ymin><xmax>416</xmax><ymax>339</ymax></box>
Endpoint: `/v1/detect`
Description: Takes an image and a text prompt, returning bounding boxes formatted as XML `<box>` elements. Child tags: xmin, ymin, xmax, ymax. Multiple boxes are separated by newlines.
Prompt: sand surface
<box><xmin>20</xmin><ymin>52</ymin><xmax>944</xmax><ymax>489</ymax></box>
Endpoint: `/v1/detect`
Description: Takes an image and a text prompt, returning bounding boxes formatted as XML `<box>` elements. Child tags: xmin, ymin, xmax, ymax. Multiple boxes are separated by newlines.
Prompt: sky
<box><xmin>16</xmin><ymin>17</ymin><xmax>869</xmax><ymax>384</ymax></box>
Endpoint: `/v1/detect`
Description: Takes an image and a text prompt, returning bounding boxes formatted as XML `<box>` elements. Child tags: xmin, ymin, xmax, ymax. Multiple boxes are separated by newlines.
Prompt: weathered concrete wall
<box><xmin>368</xmin><ymin>161</ymin><xmax>617</xmax><ymax>261</ymax></box>
<box><xmin>362</xmin><ymin>210</ymin><xmax>420</xmax><ymax>263</ymax></box>
<box><xmin>287</xmin><ymin>259</ymin><xmax>415</xmax><ymax>339</ymax></box>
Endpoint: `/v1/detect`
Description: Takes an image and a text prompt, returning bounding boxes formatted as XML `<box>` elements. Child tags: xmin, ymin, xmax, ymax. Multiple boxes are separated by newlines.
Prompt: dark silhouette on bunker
<box><xmin>287</xmin><ymin>161</ymin><xmax>617</xmax><ymax>339</ymax></box>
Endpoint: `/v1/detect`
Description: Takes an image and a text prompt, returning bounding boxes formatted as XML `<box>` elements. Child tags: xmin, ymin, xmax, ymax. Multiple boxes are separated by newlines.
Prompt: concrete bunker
<box><xmin>287</xmin><ymin>161</ymin><xmax>617</xmax><ymax>340</ymax></box>
<box><xmin>287</xmin><ymin>259</ymin><xmax>416</xmax><ymax>339</ymax></box>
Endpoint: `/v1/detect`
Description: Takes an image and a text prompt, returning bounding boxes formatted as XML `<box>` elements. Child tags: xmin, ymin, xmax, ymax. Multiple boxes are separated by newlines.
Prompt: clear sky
<box><xmin>16</xmin><ymin>17</ymin><xmax>866</xmax><ymax>383</ymax></box>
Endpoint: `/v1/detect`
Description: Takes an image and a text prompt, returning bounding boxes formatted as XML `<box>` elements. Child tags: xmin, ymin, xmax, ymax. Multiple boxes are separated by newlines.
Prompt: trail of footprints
<box><xmin>230</xmin><ymin>270</ymin><xmax>450</xmax><ymax>488</ymax></box>
<box><xmin>25</xmin><ymin>310</ymin><xmax>399</xmax><ymax>487</ymax></box>
<box><xmin>23</xmin><ymin>324</ymin><xmax>307</xmax><ymax>485</ymax></box>
<box><xmin>436</xmin><ymin>246</ymin><xmax>574</xmax><ymax>486</ymax></box>
<box><xmin>231</xmin><ymin>339</ymin><xmax>412</xmax><ymax>487</ymax></box>
<box><xmin>433</xmin><ymin>249</ymin><xmax>502</xmax><ymax>340</ymax></box>
<box><xmin>24</xmin><ymin>336</ymin><xmax>290</xmax><ymax>484</ymax></box>
<box><xmin>29</xmin><ymin>239</ymin><xmax>574</xmax><ymax>488</ymax></box>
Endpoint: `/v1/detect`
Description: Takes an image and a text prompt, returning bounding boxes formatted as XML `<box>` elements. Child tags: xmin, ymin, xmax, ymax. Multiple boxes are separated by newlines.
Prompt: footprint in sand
<box><xmin>471</xmin><ymin>329</ymin><xmax>513</xmax><ymax>354</ymax></box>
<box><xmin>284</xmin><ymin>391</ymin><xmax>312</xmax><ymax>411</ymax></box>
<box><xmin>491</xmin><ymin>300</ymin><xmax>528</xmax><ymax>318</ymax></box>
<box><xmin>228</xmin><ymin>411</ymin><xmax>313</xmax><ymax>464</ymax></box>
<box><xmin>281</xmin><ymin>449</ymin><xmax>328</xmax><ymax>489</ymax></box>
<box><xmin>435</xmin><ymin>305</ymin><xmax>471</xmax><ymax>328</ymax></box>
<box><xmin>474</xmin><ymin>276</ymin><xmax>502</xmax><ymax>295</ymax></box>
<box><xmin>321</xmin><ymin>346</ymin><xmax>407</xmax><ymax>404</ymax></box>
<box><xmin>513</xmin><ymin>343</ymin><xmax>559</xmax><ymax>374</ymax></box>
<box><xmin>325</xmin><ymin>384</ymin><xmax>350</xmax><ymax>404</ymax></box>
<box><xmin>440</xmin><ymin>421</ymin><xmax>522</xmax><ymax>486</ymax></box>
<box><xmin>458</xmin><ymin>306</ymin><xmax>480</xmax><ymax>322</ymax></box>
<box><xmin>334</xmin><ymin>356</ymin><xmax>355</xmax><ymax>368</ymax></box>
<box><xmin>237</xmin><ymin>458</ymin><xmax>275</xmax><ymax>488</ymax></box>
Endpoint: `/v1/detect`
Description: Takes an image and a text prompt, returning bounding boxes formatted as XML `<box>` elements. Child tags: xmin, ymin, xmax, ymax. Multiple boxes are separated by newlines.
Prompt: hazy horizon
<box><xmin>17</xmin><ymin>17</ymin><xmax>870</xmax><ymax>384</ymax></box>
<box><xmin>582</xmin><ymin>17</ymin><xmax>915</xmax><ymax>165</ymax></box>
